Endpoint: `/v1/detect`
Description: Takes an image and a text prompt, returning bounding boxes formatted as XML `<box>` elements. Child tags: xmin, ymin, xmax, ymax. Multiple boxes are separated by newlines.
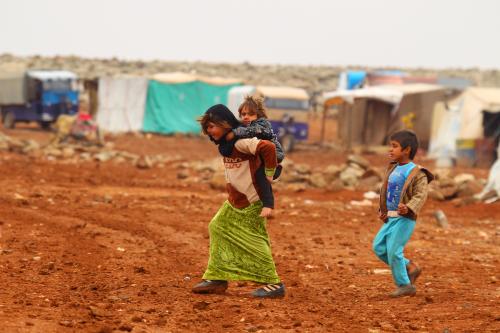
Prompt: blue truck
<box><xmin>0</xmin><ymin>69</ymin><xmax>79</xmax><ymax>129</ymax></box>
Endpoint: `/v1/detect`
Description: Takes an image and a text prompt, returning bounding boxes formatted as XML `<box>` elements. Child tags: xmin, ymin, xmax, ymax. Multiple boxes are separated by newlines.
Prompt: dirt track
<box><xmin>0</xmin><ymin>128</ymin><xmax>499</xmax><ymax>333</ymax></box>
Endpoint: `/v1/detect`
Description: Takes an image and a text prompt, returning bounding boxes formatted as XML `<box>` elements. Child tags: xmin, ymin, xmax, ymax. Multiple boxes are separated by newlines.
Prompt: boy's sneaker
<box><xmin>273</xmin><ymin>165</ymin><xmax>283</xmax><ymax>180</ymax></box>
<box><xmin>389</xmin><ymin>284</ymin><xmax>416</xmax><ymax>298</ymax></box>
<box><xmin>251</xmin><ymin>283</ymin><xmax>285</xmax><ymax>298</ymax></box>
<box><xmin>192</xmin><ymin>280</ymin><xmax>228</xmax><ymax>294</ymax></box>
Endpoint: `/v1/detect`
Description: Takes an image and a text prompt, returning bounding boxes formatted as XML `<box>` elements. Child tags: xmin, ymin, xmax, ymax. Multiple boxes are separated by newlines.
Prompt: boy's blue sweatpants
<box><xmin>372</xmin><ymin>216</ymin><xmax>415</xmax><ymax>286</ymax></box>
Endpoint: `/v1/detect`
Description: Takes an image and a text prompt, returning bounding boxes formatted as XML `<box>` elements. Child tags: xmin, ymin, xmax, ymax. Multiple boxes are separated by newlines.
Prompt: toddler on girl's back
<box><xmin>219</xmin><ymin>95</ymin><xmax>284</xmax><ymax>217</ymax></box>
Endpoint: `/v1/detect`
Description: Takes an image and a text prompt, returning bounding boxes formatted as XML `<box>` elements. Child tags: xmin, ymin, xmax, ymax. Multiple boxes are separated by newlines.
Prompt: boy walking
<box><xmin>373</xmin><ymin>130</ymin><xmax>434</xmax><ymax>297</ymax></box>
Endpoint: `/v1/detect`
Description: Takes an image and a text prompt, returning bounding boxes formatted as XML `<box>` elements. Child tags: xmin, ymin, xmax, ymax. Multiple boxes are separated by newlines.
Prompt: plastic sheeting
<box><xmin>476</xmin><ymin>142</ymin><xmax>500</xmax><ymax>199</ymax></box>
<box><xmin>143</xmin><ymin>79</ymin><xmax>240</xmax><ymax>134</ymax></box>
<box><xmin>227</xmin><ymin>86</ymin><xmax>256</xmax><ymax>118</ymax></box>
<box><xmin>97</xmin><ymin>77</ymin><xmax>148</xmax><ymax>133</ymax></box>
<box><xmin>338</xmin><ymin>71</ymin><xmax>367</xmax><ymax>90</ymax></box>
<box><xmin>428</xmin><ymin>103</ymin><xmax>462</xmax><ymax>165</ymax></box>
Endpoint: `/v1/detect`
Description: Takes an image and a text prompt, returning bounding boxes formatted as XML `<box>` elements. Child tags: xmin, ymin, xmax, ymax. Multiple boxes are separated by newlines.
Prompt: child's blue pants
<box><xmin>372</xmin><ymin>216</ymin><xmax>415</xmax><ymax>286</ymax></box>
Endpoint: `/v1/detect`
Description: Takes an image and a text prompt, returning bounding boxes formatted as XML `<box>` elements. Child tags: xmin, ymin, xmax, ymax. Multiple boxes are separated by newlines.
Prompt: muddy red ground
<box><xmin>0</xmin><ymin>126</ymin><xmax>498</xmax><ymax>333</ymax></box>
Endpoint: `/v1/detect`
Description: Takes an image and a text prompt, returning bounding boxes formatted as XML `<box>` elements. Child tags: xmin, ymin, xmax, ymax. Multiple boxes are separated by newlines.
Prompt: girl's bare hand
<box><xmin>260</xmin><ymin>207</ymin><xmax>273</xmax><ymax>217</ymax></box>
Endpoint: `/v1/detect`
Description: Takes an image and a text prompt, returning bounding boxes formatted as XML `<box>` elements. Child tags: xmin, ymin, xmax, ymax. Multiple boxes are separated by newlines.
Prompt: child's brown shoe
<box><xmin>389</xmin><ymin>284</ymin><xmax>416</xmax><ymax>298</ymax></box>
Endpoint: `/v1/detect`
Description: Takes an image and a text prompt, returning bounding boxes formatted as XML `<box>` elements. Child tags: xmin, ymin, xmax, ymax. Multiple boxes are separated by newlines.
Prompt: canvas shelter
<box><xmin>0</xmin><ymin>66</ymin><xmax>26</xmax><ymax>105</ymax></box>
<box><xmin>322</xmin><ymin>84</ymin><xmax>447</xmax><ymax>149</ymax></box>
<box><xmin>96</xmin><ymin>76</ymin><xmax>149</xmax><ymax>133</ymax></box>
<box><xmin>429</xmin><ymin>87</ymin><xmax>500</xmax><ymax>166</ymax></box>
<box><xmin>455</xmin><ymin>87</ymin><xmax>500</xmax><ymax>140</ymax></box>
<box><xmin>142</xmin><ymin>72</ymin><xmax>242</xmax><ymax>134</ymax></box>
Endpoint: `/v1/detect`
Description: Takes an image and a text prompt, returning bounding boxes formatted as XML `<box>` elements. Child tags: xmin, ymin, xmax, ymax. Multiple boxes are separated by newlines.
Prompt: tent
<box><xmin>143</xmin><ymin>72</ymin><xmax>242</xmax><ymax>134</ymax></box>
<box><xmin>96</xmin><ymin>77</ymin><xmax>149</xmax><ymax>133</ymax></box>
<box><xmin>322</xmin><ymin>84</ymin><xmax>447</xmax><ymax>149</ymax></box>
<box><xmin>456</xmin><ymin>87</ymin><xmax>500</xmax><ymax>140</ymax></box>
<box><xmin>429</xmin><ymin>87</ymin><xmax>500</xmax><ymax>167</ymax></box>
<box><xmin>0</xmin><ymin>63</ymin><xmax>28</xmax><ymax>105</ymax></box>
<box><xmin>337</xmin><ymin>71</ymin><xmax>367</xmax><ymax>90</ymax></box>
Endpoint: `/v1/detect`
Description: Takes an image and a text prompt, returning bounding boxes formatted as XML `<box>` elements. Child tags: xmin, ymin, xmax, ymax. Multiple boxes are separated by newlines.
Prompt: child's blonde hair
<box><xmin>238</xmin><ymin>95</ymin><xmax>268</xmax><ymax>119</ymax></box>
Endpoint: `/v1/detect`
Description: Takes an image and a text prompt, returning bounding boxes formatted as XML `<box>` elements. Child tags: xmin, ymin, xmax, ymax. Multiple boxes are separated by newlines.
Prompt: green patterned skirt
<box><xmin>202</xmin><ymin>200</ymin><xmax>280</xmax><ymax>284</ymax></box>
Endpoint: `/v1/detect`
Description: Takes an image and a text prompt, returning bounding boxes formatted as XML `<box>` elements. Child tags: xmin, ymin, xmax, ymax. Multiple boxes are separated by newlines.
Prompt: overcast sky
<box><xmin>1</xmin><ymin>0</ymin><xmax>499</xmax><ymax>69</ymax></box>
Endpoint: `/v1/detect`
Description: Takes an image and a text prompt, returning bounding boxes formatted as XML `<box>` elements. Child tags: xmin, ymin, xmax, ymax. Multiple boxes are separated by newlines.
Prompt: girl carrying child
<box><xmin>218</xmin><ymin>95</ymin><xmax>284</xmax><ymax>217</ymax></box>
<box><xmin>192</xmin><ymin>104</ymin><xmax>285</xmax><ymax>298</ymax></box>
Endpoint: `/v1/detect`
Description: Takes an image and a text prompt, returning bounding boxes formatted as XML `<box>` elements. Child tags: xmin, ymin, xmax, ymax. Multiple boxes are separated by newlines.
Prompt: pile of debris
<box><xmin>277</xmin><ymin>154</ymin><xmax>383</xmax><ymax>193</ymax></box>
<box><xmin>0</xmin><ymin>132</ymin><xmax>180</xmax><ymax>169</ymax></box>
<box><xmin>177</xmin><ymin>154</ymin><xmax>492</xmax><ymax>205</ymax></box>
<box><xmin>428</xmin><ymin>170</ymin><xmax>489</xmax><ymax>205</ymax></box>
<box><xmin>176</xmin><ymin>154</ymin><xmax>385</xmax><ymax>193</ymax></box>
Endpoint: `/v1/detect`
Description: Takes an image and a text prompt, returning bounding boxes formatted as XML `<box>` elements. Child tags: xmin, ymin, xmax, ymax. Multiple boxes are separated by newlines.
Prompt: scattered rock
<box><xmin>118</xmin><ymin>323</ymin><xmax>133</xmax><ymax>332</ymax></box>
<box><xmin>135</xmin><ymin>155</ymin><xmax>154</xmax><ymax>169</ymax></box>
<box><xmin>14</xmin><ymin>193</ymin><xmax>29</xmax><ymax>205</ymax></box>
<box><xmin>309</xmin><ymin>172</ymin><xmax>327</xmax><ymax>188</ymax></box>
<box><xmin>134</xmin><ymin>266</ymin><xmax>147</xmax><ymax>274</ymax></box>
<box><xmin>89</xmin><ymin>306</ymin><xmax>113</xmax><ymax>318</ymax></box>
<box><xmin>457</xmin><ymin>180</ymin><xmax>483</xmax><ymax>198</ymax></box>
<box><xmin>294</xmin><ymin>164</ymin><xmax>311</xmax><ymax>175</ymax></box>
<box><xmin>326</xmin><ymin>179</ymin><xmax>344</xmax><ymax>192</ymax></box>
<box><xmin>61</xmin><ymin>147</ymin><xmax>75</xmax><ymax>158</ymax></box>
<box><xmin>209</xmin><ymin>172</ymin><xmax>227</xmax><ymax>190</ymax></box>
<box><xmin>428</xmin><ymin>188</ymin><xmax>445</xmax><ymax>201</ymax></box>
<box><xmin>193</xmin><ymin>301</ymin><xmax>210</xmax><ymax>311</ymax></box>
<box><xmin>131</xmin><ymin>315</ymin><xmax>144</xmax><ymax>323</ymax></box>
<box><xmin>347</xmin><ymin>154</ymin><xmax>369</xmax><ymax>169</ymax></box>
<box><xmin>177</xmin><ymin>170</ymin><xmax>190</xmax><ymax>179</ymax></box>
<box><xmin>103</xmin><ymin>194</ymin><xmax>113</xmax><ymax>204</ymax></box>
<box><xmin>59</xmin><ymin>320</ymin><xmax>73</xmax><ymax>327</ymax></box>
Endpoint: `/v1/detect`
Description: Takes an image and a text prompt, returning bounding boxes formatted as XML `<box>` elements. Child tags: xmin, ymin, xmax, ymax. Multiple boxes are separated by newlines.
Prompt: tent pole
<box><xmin>347</xmin><ymin>104</ymin><xmax>352</xmax><ymax>151</ymax></box>
<box><xmin>320</xmin><ymin>104</ymin><xmax>327</xmax><ymax>145</ymax></box>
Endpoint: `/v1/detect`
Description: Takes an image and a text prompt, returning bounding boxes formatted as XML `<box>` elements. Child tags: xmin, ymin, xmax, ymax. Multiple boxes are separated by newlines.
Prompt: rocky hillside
<box><xmin>1</xmin><ymin>53</ymin><xmax>499</xmax><ymax>96</ymax></box>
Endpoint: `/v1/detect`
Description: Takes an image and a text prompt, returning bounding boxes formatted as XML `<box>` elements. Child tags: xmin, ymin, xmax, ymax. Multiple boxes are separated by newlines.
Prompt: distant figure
<box><xmin>373</xmin><ymin>130</ymin><xmax>434</xmax><ymax>298</ymax></box>
<box><xmin>50</xmin><ymin>96</ymin><xmax>102</xmax><ymax>145</ymax></box>
<box><xmin>218</xmin><ymin>95</ymin><xmax>284</xmax><ymax>217</ymax></box>
<box><xmin>192</xmin><ymin>104</ymin><xmax>285</xmax><ymax>298</ymax></box>
<box><xmin>50</xmin><ymin>114</ymin><xmax>77</xmax><ymax>145</ymax></box>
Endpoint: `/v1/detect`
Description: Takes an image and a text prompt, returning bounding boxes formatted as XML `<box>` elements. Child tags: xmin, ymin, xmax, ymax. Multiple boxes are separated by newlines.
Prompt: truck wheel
<box><xmin>280</xmin><ymin>134</ymin><xmax>295</xmax><ymax>153</ymax></box>
<box><xmin>2</xmin><ymin>111</ymin><xmax>15</xmax><ymax>129</ymax></box>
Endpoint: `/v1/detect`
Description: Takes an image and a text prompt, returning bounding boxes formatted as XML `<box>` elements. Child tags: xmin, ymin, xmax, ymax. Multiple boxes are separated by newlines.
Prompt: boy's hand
<box><xmin>397</xmin><ymin>203</ymin><xmax>409</xmax><ymax>215</ymax></box>
<box><xmin>266</xmin><ymin>176</ymin><xmax>273</xmax><ymax>183</ymax></box>
<box><xmin>260</xmin><ymin>207</ymin><xmax>273</xmax><ymax>218</ymax></box>
<box><xmin>225</xmin><ymin>131</ymin><xmax>235</xmax><ymax>141</ymax></box>
<box><xmin>378</xmin><ymin>211</ymin><xmax>387</xmax><ymax>222</ymax></box>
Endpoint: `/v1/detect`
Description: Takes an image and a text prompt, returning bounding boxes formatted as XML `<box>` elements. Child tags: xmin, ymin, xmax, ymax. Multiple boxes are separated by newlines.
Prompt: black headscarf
<box><xmin>204</xmin><ymin>104</ymin><xmax>240</xmax><ymax>130</ymax></box>
<box><xmin>203</xmin><ymin>104</ymin><xmax>240</xmax><ymax>156</ymax></box>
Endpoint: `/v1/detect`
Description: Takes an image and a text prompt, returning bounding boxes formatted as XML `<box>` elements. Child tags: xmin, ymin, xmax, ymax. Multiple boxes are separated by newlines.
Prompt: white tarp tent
<box><xmin>322</xmin><ymin>86</ymin><xmax>404</xmax><ymax>106</ymax></box>
<box><xmin>227</xmin><ymin>85</ymin><xmax>256</xmax><ymax>117</ymax></box>
<box><xmin>97</xmin><ymin>77</ymin><xmax>149</xmax><ymax>133</ymax></box>
<box><xmin>429</xmin><ymin>87</ymin><xmax>500</xmax><ymax>166</ymax></box>
<box><xmin>457</xmin><ymin>87</ymin><xmax>500</xmax><ymax>140</ymax></box>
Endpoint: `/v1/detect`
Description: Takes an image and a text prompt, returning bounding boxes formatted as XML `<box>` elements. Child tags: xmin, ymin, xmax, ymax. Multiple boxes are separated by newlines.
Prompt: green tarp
<box><xmin>143</xmin><ymin>80</ymin><xmax>241</xmax><ymax>134</ymax></box>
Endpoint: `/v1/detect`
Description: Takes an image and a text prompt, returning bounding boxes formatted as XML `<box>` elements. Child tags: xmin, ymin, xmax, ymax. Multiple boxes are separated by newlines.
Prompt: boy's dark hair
<box><xmin>238</xmin><ymin>95</ymin><xmax>268</xmax><ymax>119</ymax></box>
<box><xmin>390</xmin><ymin>130</ymin><xmax>419</xmax><ymax>159</ymax></box>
